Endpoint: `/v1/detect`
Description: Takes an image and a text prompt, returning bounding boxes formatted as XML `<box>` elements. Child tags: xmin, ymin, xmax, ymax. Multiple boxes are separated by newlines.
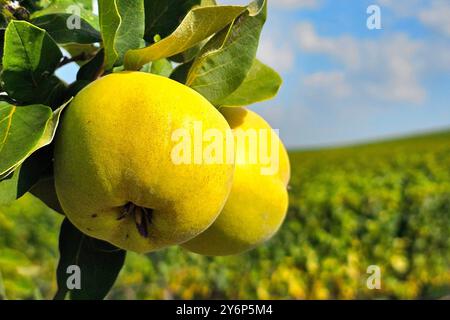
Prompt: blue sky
<box><xmin>58</xmin><ymin>0</ymin><xmax>450</xmax><ymax>148</ymax></box>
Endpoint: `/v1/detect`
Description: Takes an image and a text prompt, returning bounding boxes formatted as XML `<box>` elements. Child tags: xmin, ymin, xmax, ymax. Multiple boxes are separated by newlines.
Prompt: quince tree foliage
<box><xmin>0</xmin><ymin>0</ymin><xmax>282</xmax><ymax>300</ymax></box>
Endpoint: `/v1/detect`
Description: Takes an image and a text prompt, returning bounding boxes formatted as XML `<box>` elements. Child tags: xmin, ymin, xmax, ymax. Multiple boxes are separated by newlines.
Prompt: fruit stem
<box><xmin>118</xmin><ymin>202</ymin><xmax>153</xmax><ymax>239</ymax></box>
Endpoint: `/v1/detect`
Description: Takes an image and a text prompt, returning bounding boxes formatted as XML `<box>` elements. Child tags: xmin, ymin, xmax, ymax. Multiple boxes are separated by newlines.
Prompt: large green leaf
<box><xmin>166</xmin><ymin>1</ymin><xmax>218</xmax><ymax>63</ymax></box>
<box><xmin>31</xmin><ymin>13</ymin><xmax>101</xmax><ymax>44</ymax></box>
<box><xmin>186</xmin><ymin>0</ymin><xmax>267</xmax><ymax>105</ymax></box>
<box><xmin>1</xmin><ymin>20</ymin><xmax>66</xmax><ymax>107</ymax></box>
<box><xmin>55</xmin><ymin>219</ymin><xmax>126</xmax><ymax>300</ymax></box>
<box><xmin>32</xmin><ymin>0</ymin><xmax>99</xmax><ymax>30</ymax></box>
<box><xmin>169</xmin><ymin>43</ymin><xmax>203</xmax><ymax>63</ymax></box>
<box><xmin>124</xmin><ymin>5</ymin><xmax>246</xmax><ymax>70</ymax></box>
<box><xmin>0</xmin><ymin>100</ymin><xmax>70</xmax><ymax>178</ymax></box>
<box><xmin>218</xmin><ymin>59</ymin><xmax>282</xmax><ymax>107</ymax></box>
<box><xmin>144</xmin><ymin>0</ymin><xmax>216</xmax><ymax>42</ymax></box>
<box><xmin>98</xmin><ymin>0</ymin><xmax>145</xmax><ymax>70</ymax></box>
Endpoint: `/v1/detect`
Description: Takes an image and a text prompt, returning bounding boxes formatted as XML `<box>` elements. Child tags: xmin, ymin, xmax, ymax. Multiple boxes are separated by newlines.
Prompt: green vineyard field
<box><xmin>1</xmin><ymin>130</ymin><xmax>449</xmax><ymax>299</ymax></box>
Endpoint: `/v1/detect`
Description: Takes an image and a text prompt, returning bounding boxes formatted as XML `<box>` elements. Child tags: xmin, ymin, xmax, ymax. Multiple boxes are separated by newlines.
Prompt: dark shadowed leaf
<box><xmin>218</xmin><ymin>59</ymin><xmax>282</xmax><ymax>107</ymax></box>
<box><xmin>0</xmin><ymin>28</ymin><xmax>5</xmax><ymax>64</ymax></box>
<box><xmin>66</xmin><ymin>80</ymin><xmax>91</xmax><ymax>99</ymax></box>
<box><xmin>31</xmin><ymin>13</ymin><xmax>101</xmax><ymax>44</ymax></box>
<box><xmin>0</xmin><ymin>147</ymin><xmax>53</xmax><ymax>206</ymax></box>
<box><xmin>186</xmin><ymin>0</ymin><xmax>267</xmax><ymax>105</ymax></box>
<box><xmin>55</xmin><ymin>219</ymin><xmax>126</xmax><ymax>300</ymax></box>
<box><xmin>30</xmin><ymin>175</ymin><xmax>64</xmax><ymax>214</ymax></box>
<box><xmin>170</xmin><ymin>60</ymin><xmax>194</xmax><ymax>84</ymax></box>
<box><xmin>77</xmin><ymin>48</ymin><xmax>104</xmax><ymax>81</ymax></box>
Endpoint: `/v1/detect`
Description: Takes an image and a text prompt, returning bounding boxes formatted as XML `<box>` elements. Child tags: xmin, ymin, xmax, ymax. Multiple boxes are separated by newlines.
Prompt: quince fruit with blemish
<box><xmin>54</xmin><ymin>72</ymin><xmax>234</xmax><ymax>253</ymax></box>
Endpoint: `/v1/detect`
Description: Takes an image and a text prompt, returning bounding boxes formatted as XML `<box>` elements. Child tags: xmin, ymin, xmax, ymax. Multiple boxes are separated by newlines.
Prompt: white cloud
<box><xmin>296</xmin><ymin>22</ymin><xmax>361</xmax><ymax>68</ymax></box>
<box><xmin>257</xmin><ymin>39</ymin><xmax>295</xmax><ymax>73</ymax></box>
<box><xmin>418</xmin><ymin>0</ymin><xmax>450</xmax><ymax>37</ymax></box>
<box><xmin>271</xmin><ymin>0</ymin><xmax>320</xmax><ymax>9</ymax></box>
<box><xmin>378</xmin><ymin>0</ymin><xmax>450</xmax><ymax>37</ymax></box>
<box><xmin>218</xmin><ymin>0</ymin><xmax>320</xmax><ymax>9</ymax></box>
<box><xmin>377</xmin><ymin>0</ymin><xmax>425</xmax><ymax>17</ymax></box>
<box><xmin>295</xmin><ymin>22</ymin><xmax>426</xmax><ymax>104</ymax></box>
<box><xmin>303</xmin><ymin>71</ymin><xmax>351</xmax><ymax>99</ymax></box>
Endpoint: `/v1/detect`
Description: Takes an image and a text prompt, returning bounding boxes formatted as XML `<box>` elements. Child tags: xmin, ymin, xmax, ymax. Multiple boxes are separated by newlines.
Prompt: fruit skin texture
<box><xmin>182</xmin><ymin>107</ymin><xmax>290</xmax><ymax>256</ymax></box>
<box><xmin>54</xmin><ymin>72</ymin><xmax>234</xmax><ymax>253</ymax></box>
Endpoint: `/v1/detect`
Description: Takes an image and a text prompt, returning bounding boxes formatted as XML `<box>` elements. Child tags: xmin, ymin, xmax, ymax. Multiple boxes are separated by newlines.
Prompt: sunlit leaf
<box><xmin>124</xmin><ymin>5</ymin><xmax>246</xmax><ymax>70</ymax></box>
<box><xmin>186</xmin><ymin>0</ymin><xmax>267</xmax><ymax>104</ymax></box>
<box><xmin>0</xmin><ymin>99</ymin><xmax>71</xmax><ymax>178</ymax></box>
<box><xmin>218</xmin><ymin>59</ymin><xmax>282</xmax><ymax>107</ymax></box>
<box><xmin>98</xmin><ymin>0</ymin><xmax>145</xmax><ymax>70</ymax></box>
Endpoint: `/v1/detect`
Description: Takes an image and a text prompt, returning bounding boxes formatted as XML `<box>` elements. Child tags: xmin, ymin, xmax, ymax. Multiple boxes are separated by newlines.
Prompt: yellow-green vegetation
<box><xmin>54</xmin><ymin>72</ymin><xmax>234</xmax><ymax>253</ymax></box>
<box><xmin>0</xmin><ymin>196</ymin><xmax>62</xmax><ymax>300</ymax></box>
<box><xmin>1</xmin><ymin>130</ymin><xmax>449</xmax><ymax>299</ymax></box>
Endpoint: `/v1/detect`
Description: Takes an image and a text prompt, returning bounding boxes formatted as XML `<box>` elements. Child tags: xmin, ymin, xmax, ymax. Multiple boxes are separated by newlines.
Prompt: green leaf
<box><xmin>77</xmin><ymin>48</ymin><xmax>104</xmax><ymax>81</ymax></box>
<box><xmin>1</xmin><ymin>20</ymin><xmax>66</xmax><ymax>107</ymax></box>
<box><xmin>0</xmin><ymin>28</ymin><xmax>4</xmax><ymax>91</ymax></box>
<box><xmin>30</xmin><ymin>175</ymin><xmax>64</xmax><ymax>214</ymax></box>
<box><xmin>124</xmin><ymin>5</ymin><xmax>247</xmax><ymax>71</ymax></box>
<box><xmin>65</xmin><ymin>80</ymin><xmax>90</xmax><ymax>98</ymax></box>
<box><xmin>144</xmin><ymin>0</ymin><xmax>217</xmax><ymax>43</ymax></box>
<box><xmin>170</xmin><ymin>60</ymin><xmax>194</xmax><ymax>84</ymax></box>
<box><xmin>144</xmin><ymin>0</ymin><xmax>202</xmax><ymax>42</ymax></box>
<box><xmin>0</xmin><ymin>103</ymin><xmax>51</xmax><ymax>177</ymax></box>
<box><xmin>150</xmin><ymin>58</ymin><xmax>173</xmax><ymax>77</ymax></box>
<box><xmin>0</xmin><ymin>169</ymin><xmax>20</xmax><ymax>205</ymax></box>
<box><xmin>32</xmin><ymin>0</ymin><xmax>99</xmax><ymax>30</ymax></box>
<box><xmin>55</xmin><ymin>219</ymin><xmax>126</xmax><ymax>300</ymax></box>
<box><xmin>98</xmin><ymin>0</ymin><xmax>145</xmax><ymax>70</ymax></box>
<box><xmin>0</xmin><ymin>147</ymin><xmax>53</xmax><ymax>206</ymax></box>
<box><xmin>31</xmin><ymin>13</ymin><xmax>101</xmax><ymax>44</ymax></box>
<box><xmin>0</xmin><ymin>99</ymin><xmax>70</xmax><ymax>178</ymax></box>
<box><xmin>162</xmin><ymin>1</ymin><xmax>217</xmax><ymax>63</ymax></box>
<box><xmin>0</xmin><ymin>28</ymin><xmax>5</xmax><ymax>65</ymax></box>
<box><xmin>169</xmin><ymin>43</ymin><xmax>203</xmax><ymax>63</ymax></box>
<box><xmin>186</xmin><ymin>0</ymin><xmax>267</xmax><ymax>105</ymax></box>
<box><xmin>218</xmin><ymin>59</ymin><xmax>282</xmax><ymax>107</ymax></box>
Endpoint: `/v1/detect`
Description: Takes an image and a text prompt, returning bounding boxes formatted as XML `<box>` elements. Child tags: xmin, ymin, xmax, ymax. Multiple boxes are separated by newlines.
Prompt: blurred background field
<box><xmin>1</xmin><ymin>130</ymin><xmax>449</xmax><ymax>300</ymax></box>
